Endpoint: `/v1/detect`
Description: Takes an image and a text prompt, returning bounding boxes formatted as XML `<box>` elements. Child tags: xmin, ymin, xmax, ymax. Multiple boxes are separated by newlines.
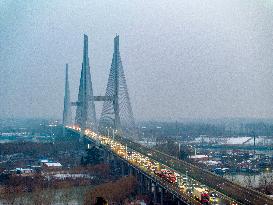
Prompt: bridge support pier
<box><xmin>104</xmin><ymin>150</ymin><xmax>109</xmax><ymax>163</ymax></box>
<box><xmin>131</xmin><ymin>166</ymin><xmax>134</xmax><ymax>175</ymax></box>
<box><xmin>140</xmin><ymin>174</ymin><xmax>144</xmax><ymax>194</ymax></box>
<box><xmin>113</xmin><ymin>155</ymin><xmax>118</xmax><ymax>173</ymax></box>
<box><xmin>121</xmin><ymin>161</ymin><xmax>125</xmax><ymax>176</ymax></box>
<box><xmin>142</xmin><ymin>175</ymin><xmax>147</xmax><ymax>194</ymax></box>
<box><xmin>136</xmin><ymin>171</ymin><xmax>142</xmax><ymax>194</ymax></box>
<box><xmin>128</xmin><ymin>165</ymin><xmax>132</xmax><ymax>175</ymax></box>
<box><xmin>152</xmin><ymin>183</ymin><xmax>157</xmax><ymax>203</ymax></box>
<box><xmin>146</xmin><ymin>177</ymin><xmax>150</xmax><ymax>194</ymax></box>
<box><xmin>149</xmin><ymin>179</ymin><xmax>153</xmax><ymax>194</ymax></box>
<box><xmin>108</xmin><ymin>152</ymin><xmax>113</xmax><ymax>161</ymax></box>
<box><xmin>159</xmin><ymin>187</ymin><xmax>164</xmax><ymax>205</ymax></box>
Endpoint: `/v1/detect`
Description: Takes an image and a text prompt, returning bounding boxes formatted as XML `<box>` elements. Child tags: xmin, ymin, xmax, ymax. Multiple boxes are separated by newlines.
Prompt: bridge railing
<box><xmin>114</xmin><ymin>135</ymin><xmax>273</xmax><ymax>205</ymax></box>
<box><xmin>66</xmin><ymin>127</ymin><xmax>273</xmax><ymax>205</ymax></box>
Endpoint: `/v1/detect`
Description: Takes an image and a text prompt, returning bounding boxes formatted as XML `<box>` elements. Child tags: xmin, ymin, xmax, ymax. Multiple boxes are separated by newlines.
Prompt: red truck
<box><xmin>193</xmin><ymin>187</ymin><xmax>210</xmax><ymax>204</ymax></box>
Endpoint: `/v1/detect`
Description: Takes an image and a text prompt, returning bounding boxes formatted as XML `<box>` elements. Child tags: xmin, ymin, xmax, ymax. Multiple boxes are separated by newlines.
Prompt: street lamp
<box><xmin>125</xmin><ymin>143</ymin><xmax>128</xmax><ymax>159</ymax></box>
<box><xmin>106</xmin><ymin>127</ymin><xmax>110</xmax><ymax>137</ymax></box>
<box><xmin>112</xmin><ymin>129</ymin><xmax>117</xmax><ymax>141</ymax></box>
<box><xmin>186</xmin><ymin>170</ymin><xmax>188</xmax><ymax>187</ymax></box>
<box><xmin>178</xmin><ymin>142</ymin><xmax>181</xmax><ymax>158</ymax></box>
<box><xmin>156</xmin><ymin>126</ymin><xmax>162</xmax><ymax>145</ymax></box>
<box><xmin>141</xmin><ymin>126</ymin><xmax>147</xmax><ymax>146</ymax></box>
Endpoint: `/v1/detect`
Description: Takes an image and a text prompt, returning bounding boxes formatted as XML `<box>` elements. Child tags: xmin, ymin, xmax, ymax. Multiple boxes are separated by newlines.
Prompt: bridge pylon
<box><xmin>65</xmin><ymin>34</ymin><xmax>135</xmax><ymax>135</ymax></box>
<box><xmin>62</xmin><ymin>63</ymin><xmax>72</xmax><ymax>126</ymax></box>
<box><xmin>99</xmin><ymin>35</ymin><xmax>135</xmax><ymax>133</ymax></box>
<box><xmin>74</xmin><ymin>34</ymin><xmax>97</xmax><ymax>131</ymax></box>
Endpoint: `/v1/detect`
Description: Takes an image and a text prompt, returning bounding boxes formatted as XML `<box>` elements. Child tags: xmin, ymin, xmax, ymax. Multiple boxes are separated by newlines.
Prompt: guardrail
<box><xmin>115</xmin><ymin>135</ymin><xmax>273</xmax><ymax>205</ymax></box>
<box><xmin>67</xmin><ymin>128</ymin><xmax>273</xmax><ymax>205</ymax></box>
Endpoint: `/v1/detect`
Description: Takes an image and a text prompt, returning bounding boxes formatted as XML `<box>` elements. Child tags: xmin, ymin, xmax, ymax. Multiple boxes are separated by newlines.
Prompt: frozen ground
<box><xmin>52</xmin><ymin>174</ymin><xmax>94</xmax><ymax>180</ymax></box>
<box><xmin>192</xmin><ymin>136</ymin><xmax>273</xmax><ymax>145</ymax></box>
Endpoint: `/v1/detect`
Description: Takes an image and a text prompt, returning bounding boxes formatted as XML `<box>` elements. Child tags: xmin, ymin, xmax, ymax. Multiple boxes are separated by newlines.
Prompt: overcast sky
<box><xmin>1</xmin><ymin>0</ymin><xmax>273</xmax><ymax>121</ymax></box>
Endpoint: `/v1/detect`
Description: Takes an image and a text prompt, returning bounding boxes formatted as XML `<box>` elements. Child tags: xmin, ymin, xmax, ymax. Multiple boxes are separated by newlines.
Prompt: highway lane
<box><xmin>82</xmin><ymin>128</ymin><xmax>240</xmax><ymax>205</ymax></box>
<box><xmin>68</xmin><ymin>127</ymin><xmax>272</xmax><ymax>205</ymax></box>
<box><xmin>117</xmin><ymin>135</ymin><xmax>273</xmax><ymax>205</ymax></box>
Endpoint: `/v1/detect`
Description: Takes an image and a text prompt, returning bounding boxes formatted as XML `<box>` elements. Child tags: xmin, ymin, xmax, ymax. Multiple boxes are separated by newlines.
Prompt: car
<box><xmin>210</xmin><ymin>192</ymin><xmax>219</xmax><ymax>203</ymax></box>
<box><xmin>179</xmin><ymin>184</ymin><xmax>186</xmax><ymax>191</ymax></box>
<box><xmin>186</xmin><ymin>188</ymin><xmax>193</xmax><ymax>196</ymax></box>
<box><xmin>200</xmin><ymin>184</ymin><xmax>209</xmax><ymax>192</ymax></box>
<box><xmin>182</xmin><ymin>176</ymin><xmax>188</xmax><ymax>183</ymax></box>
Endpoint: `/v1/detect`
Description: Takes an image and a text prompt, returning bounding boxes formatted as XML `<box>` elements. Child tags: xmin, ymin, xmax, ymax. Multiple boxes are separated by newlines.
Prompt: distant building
<box><xmin>43</xmin><ymin>162</ymin><xmax>62</xmax><ymax>171</ymax></box>
<box><xmin>203</xmin><ymin>160</ymin><xmax>220</xmax><ymax>166</ymax></box>
<box><xmin>189</xmin><ymin>154</ymin><xmax>208</xmax><ymax>161</ymax></box>
<box><xmin>39</xmin><ymin>159</ymin><xmax>49</xmax><ymax>165</ymax></box>
<box><xmin>31</xmin><ymin>165</ymin><xmax>42</xmax><ymax>173</ymax></box>
<box><xmin>10</xmin><ymin>168</ymin><xmax>33</xmax><ymax>175</ymax></box>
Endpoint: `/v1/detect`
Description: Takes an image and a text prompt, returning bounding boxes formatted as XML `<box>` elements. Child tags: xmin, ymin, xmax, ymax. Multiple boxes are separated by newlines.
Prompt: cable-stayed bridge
<box><xmin>62</xmin><ymin>35</ymin><xmax>273</xmax><ymax>205</ymax></box>
<box><xmin>63</xmin><ymin>34</ymin><xmax>134</xmax><ymax>134</ymax></box>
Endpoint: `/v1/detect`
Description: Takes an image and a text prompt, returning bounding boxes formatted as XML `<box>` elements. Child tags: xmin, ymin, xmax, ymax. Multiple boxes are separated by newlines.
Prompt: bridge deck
<box><xmin>67</xmin><ymin>127</ymin><xmax>273</xmax><ymax>205</ymax></box>
<box><xmin>116</xmin><ymin>136</ymin><xmax>273</xmax><ymax>205</ymax></box>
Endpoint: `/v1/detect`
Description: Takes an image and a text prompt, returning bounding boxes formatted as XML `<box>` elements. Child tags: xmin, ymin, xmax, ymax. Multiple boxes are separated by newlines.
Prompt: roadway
<box><xmin>68</xmin><ymin>127</ymin><xmax>273</xmax><ymax>205</ymax></box>
<box><xmin>115</xmin><ymin>133</ymin><xmax>273</xmax><ymax>205</ymax></box>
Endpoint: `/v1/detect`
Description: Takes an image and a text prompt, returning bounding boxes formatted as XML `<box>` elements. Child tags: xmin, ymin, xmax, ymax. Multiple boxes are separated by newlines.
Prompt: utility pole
<box><xmin>175</xmin><ymin>120</ymin><xmax>178</xmax><ymax>138</ymax></box>
<box><xmin>252</xmin><ymin>131</ymin><xmax>256</xmax><ymax>157</ymax></box>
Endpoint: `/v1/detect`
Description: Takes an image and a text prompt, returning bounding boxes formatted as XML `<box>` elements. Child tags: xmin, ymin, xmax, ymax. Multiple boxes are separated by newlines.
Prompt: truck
<box><xmin>193</xmin><ymin>187</ymin><xmax>210</xmax><ymax>204</ymax></box>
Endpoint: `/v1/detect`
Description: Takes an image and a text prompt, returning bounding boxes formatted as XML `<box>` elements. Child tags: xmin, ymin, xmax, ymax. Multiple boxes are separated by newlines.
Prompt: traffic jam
<box><xmin>83</xmin><ymin>128</ymin><xmax>238</xmax><ymax>205</ymax></box>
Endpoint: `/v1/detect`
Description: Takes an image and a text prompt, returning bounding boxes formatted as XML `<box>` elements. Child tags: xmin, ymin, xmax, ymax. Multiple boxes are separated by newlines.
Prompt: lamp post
<box><xmin>253</xmin><ymin>131</ymin><xmax>256</xmax><ymax>157</ymax></box>
<box><xmin>125</xmin><ymin>143</ymin><xmax>128</xmax><ymax>159</ymax></box>
<box><xmin>156</xmin><ymin>126</ymin><xmax>162</xmax><ymax>146</ymax></box>
<box><xmin>186</xmin><ymin>170</ymin><xmax>188</xmax><ymax>187</ymax></box>
<box><xmin>178</xmin><ymin>142</ymin><xmax>181</xmax><ymax>159</ymax></box>
<box><xmin>106</xmin><ymin>127</ymin><xmax>110</xmax><ymax>137</ymax></box>
<box><xmin>141</xmin><ymin>126</ymin><xmax>147</xmax><ymax>146</ymax></box>
<box><xmin>112</xmin><ymin>129</ymin><xmax>117</xmax><ymax>141</ymax></box>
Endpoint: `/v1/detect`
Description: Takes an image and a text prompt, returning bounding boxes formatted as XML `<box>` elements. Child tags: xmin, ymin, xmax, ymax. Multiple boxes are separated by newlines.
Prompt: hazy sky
<box><xmin>1</xmin><ymin>0</ymin><xmax>273</xmax><ymax>121</ymax></box>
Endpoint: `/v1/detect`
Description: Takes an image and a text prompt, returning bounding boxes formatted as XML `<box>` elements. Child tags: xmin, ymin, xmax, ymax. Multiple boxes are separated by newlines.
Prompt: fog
<box><xmin>1</xmin><ymin>0</ymin><xmax>273</xmax><ymax>121</ymax></box>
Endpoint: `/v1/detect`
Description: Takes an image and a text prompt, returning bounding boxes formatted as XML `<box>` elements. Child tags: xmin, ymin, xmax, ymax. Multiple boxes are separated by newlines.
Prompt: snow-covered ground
<box><xmin>48</xmin><ymin>174</ymin><xmax>94</xmax><ymax>180</ymax></box>
<box><xmin>225</xmin><ymin>137</ymin><xmax>251</xmax><ymax>145</ymax></box>
<box><xmin>244</xmin><ymin>136</ymin><xmax>273</xmax><ymax>145</ymax></box>
<box><xmin>139</xmin><ymin>139</ymin><xmax>157</xmax><ymax>147</ymax></box>
<box><xmin>192</xmin><ymin>136</ymin><xmax>273</xmax><ymax>145</ymax></box>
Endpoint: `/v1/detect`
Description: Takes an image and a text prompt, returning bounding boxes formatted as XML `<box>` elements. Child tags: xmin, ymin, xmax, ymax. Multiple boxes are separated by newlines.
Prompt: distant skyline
<box><xmin>1</xmin><ymin>1</ymin><xmax>273</xmax><ymax>121</ymax></box>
